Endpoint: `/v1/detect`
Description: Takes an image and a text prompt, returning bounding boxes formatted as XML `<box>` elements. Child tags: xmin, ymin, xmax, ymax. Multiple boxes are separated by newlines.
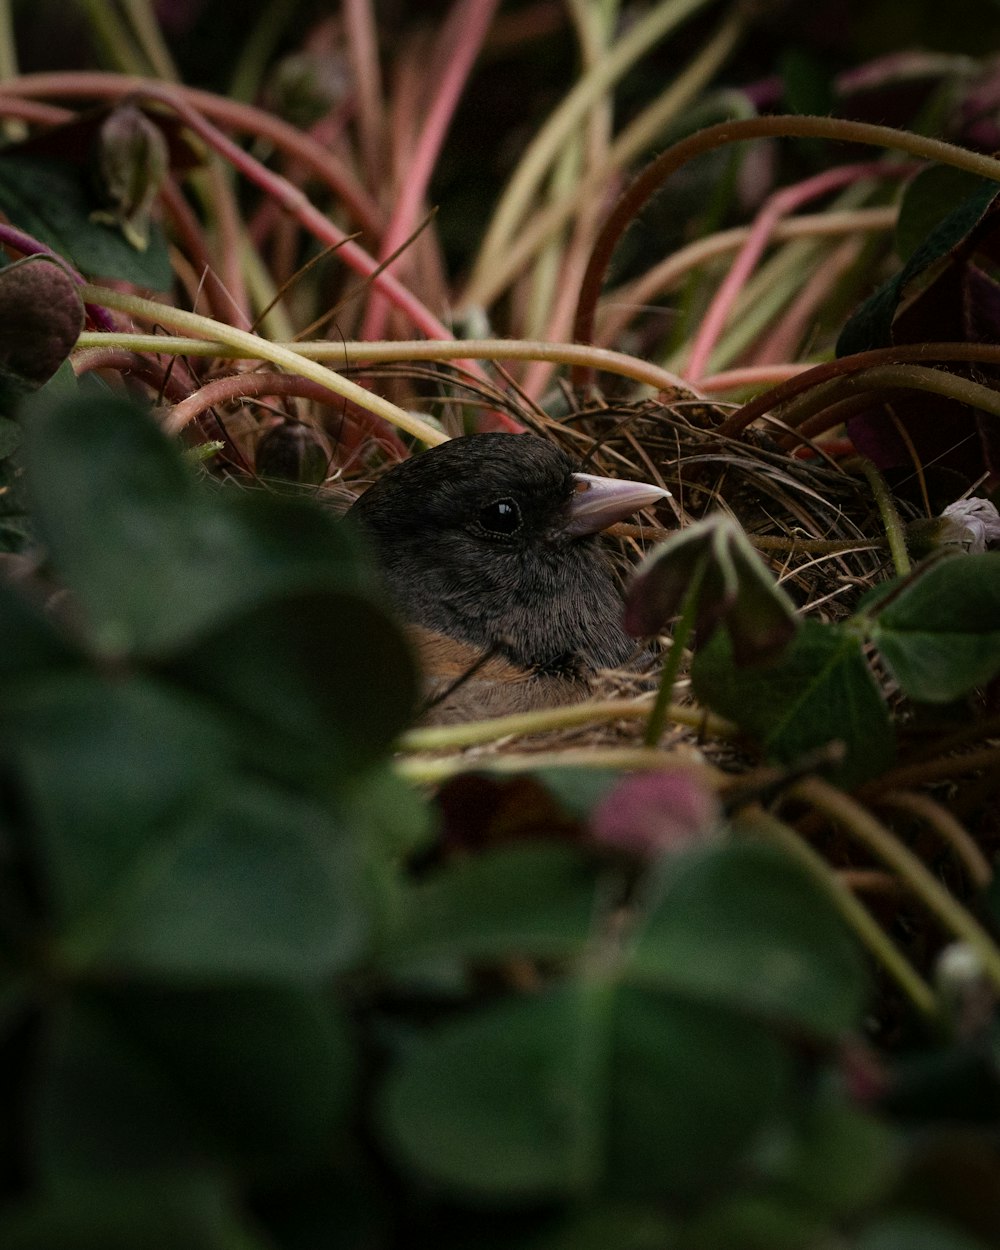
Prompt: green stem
<box><xmin>741</xmin><ymin>806</ymin><xmax>939</xmax><ymax>1021</ymax></box>
<box><xmin>75</xmin><ymin>331</ymin><xmax>694</xmax><ymax>395</ymax></box>
<box><xmin>574</xmin><ymin>114</ymin><xmax>1000</xmax><ymax>381</ymax></box>
<box><xmin>119</xmin><ymin>0</ymin><xmax>178</xmax><ymax>81</ymax></box>
<box><xmin>859</xmin><ymin>458</ymin><xmax>911</xmax><ymax>577</ymax></box>
<box><xmin>78</xmin><ymin>0</ymin><xmax>148</xmax><ymax>75</ymax></box>
<box><xmin>78</xmin><ymin>284</ymin><xmax>448</xmax><ymax>447</ymax></box>
<box><xmin>471</xmin><ymin>0</ymin><xmax>717</xmax><ymax>294</ymax></box>
<box><xmin>792</xmin><ymin>777</ymin><xmax>1000</xmax><ymax>993</ymax></box>
<box><xmin>644</xmin><ymin>558</ymin><xmax>706</xmax><ymax>747</ymax></box>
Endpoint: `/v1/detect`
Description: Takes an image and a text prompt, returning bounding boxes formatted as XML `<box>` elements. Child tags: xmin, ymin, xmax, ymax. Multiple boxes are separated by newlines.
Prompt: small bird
<box><xmin>349</xmin><ymin>433</ymin><xmax>669</xmax><ymax>721</ymax></box>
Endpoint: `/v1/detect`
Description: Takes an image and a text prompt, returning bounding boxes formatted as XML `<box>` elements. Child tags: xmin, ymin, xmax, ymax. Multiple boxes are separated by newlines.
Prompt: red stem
<box><xmin>360</xmin><ymin>0</ymin><xmax>501</xmax><ymax>341</ymax></box>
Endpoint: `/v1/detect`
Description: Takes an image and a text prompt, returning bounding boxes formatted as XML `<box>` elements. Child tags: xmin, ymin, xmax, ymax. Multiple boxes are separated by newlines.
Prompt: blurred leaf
<box><xmin>9</xmin><ymin>669</ymin><xmax>369</xmax><ymax>977</ymax></box>
<box><xmin>895</xmin><ymin>166</ymin><xmax>996</xmax><ymax>263</ymax></box>
<box><xmin>754</xmin><ymin>1093</ymin><xmax>898</xmax><ymax>1215</ymax></box>
<box><xmin>0</xmin><ymin>415</ymin><xmax>19</xmax><ymax>457</ymax></box>
<box><xmin>79</xmin><ymin>781</ymin><xmax>369</xmax><ymax>979</ymax></box>
<box><xmin>7</xmin><ymin>671</ymin><xmax>230</xmax><ymax>926</ymax></box>
<box><xmin>165</xmin><ymin>588</ymin><xmax>417</xmax><ymax>787</ymax></box>
<box><xmin>627</xmin><ymin>841</ymin><xmax>867</xmax><ymax>1036</ymax></box>
<box><xmin>521</xmin><ymin>1204</ymin><xmax>676</xmax><ymax>1250</ymax></box>
<box><xmin>0</xmin><ymin>578</ymin><xmax>84</xmax><ymax>676</ymax></box>
<box><xmin>0</xmin><ymin>155</ymin><xmax>172</xmax><ymax>288</ymax></box>
<box><xmin>870</xmin><ymin>554</ymin><xmax>1000</xmax><ymax>701</ymax></box>
<box><xmin>673</xmin><ymin>1196</ymin><xmax>825</xmax><ymax>1250</ymax></box>
<box><xmin>378</xmin><ymin>980</ymin><xmax>787</xmax><ymax>1200</ymax></box>
<box><xmin>692</xmin><ymin>620</ymin><xmax>895</xmax><ymax>788</ymax></box>
<box><xmin>35</xmin><ymin>987</ymin><xmax>355</xmax><ymax>1180</ymax></box>
<box><xmin>838</xmin><ymin>179</ymin><xmax>998</xmax><ymax>355</ymax></box>
<box><xmin>855</xmin><ymin>1214</ymin><xmax>992</xmax><ymax>1250</ymax></box>
<box><xmin>22</xmin><ymin>391</ymin><xmax>389</xmax><ymax>659</ymax></box>
<box><xmin>382</xmin><ymin>843</ymin><xmax>602</xmax><ymax>967</ymax></box>
<box><xmin>0</xmin><ymin>1177</ymin><xmax>263</xmax><ymax>1250</ymax></box>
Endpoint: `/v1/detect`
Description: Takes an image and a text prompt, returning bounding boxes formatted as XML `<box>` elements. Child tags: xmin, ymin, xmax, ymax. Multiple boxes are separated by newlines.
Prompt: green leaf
<box><xmin>165</xmin><ymin>588</ymin><xmax>417</xmax><ymax>786</ymax></box>
<box><xmin>753</xmin><ymin>1092</ymin><xmax>897</xmax><ymax>1216</ymax></box>
<box><xmin>692</xmin><ymin>619</ymin><xmax>895</xmax><ymax>788</ymax></box>
<box><xmin>22</xmin><ymin>391</ymin><xmax>393</xmax><ymax>659</ymax></box>
<box><xmin>0</xmin><ymin>578</ymin><xmax>84</xmax><ymax>677</ymax></box>
<box><xmin>382</xmin><ymin>844</ymin><xmax>603</xmax><ymax>967</ymax></box>
<box><xmin>0</xmin><ymin>154</ymin><xmax>172</xmax><ymax>289</ymax></box>
<box><xmin>378</xmin><ymin>980</ymin><xmax>788</xmax><ymax>1200</ymax></box>
<box><xmin>627</xmin><ymin>841</ymin><xmax>867</xmax><ymax>1036</ymax></box>
<box><xmin>837</xmin><ymin>180</ymin><xmax>998</xmax><ymax>355</ymax></box>
<box><xmin>35</xmin><ymin>987</ymin><xmax>355</xmax><ymax>1180</ymax></box>
<box><xmin>0</xmin><ymin>1178</ymin><xmax>264</xmax><ymax>1250</ymax></box>
<box><xmin>522</xmin><ymin>1204</ymin><xmax>677</xmax><ymax>1250</ymax></box>
<box><xmin>870</xmin><ymin>554</ymin><xmax>1000</xmax><ymax>702</ymax></box>
<box><xmin>0</xmin><ymin>415</ymin><xmax>19</xmax><ymax>457</ymax></box>
<box><xmin>674</xmin><ymin>1195</ymin><xmax>826</xmax><ymax>1250</ymax></box>
<box><xmin>7</xmin><ymin>670</ymin><xmax>369</xmax><ymax>977</ymax></box>
<box><xmin>7</xmin><ymin>671</ymin><xmax>230</xmax><ymax>925</ymax></box>
<box><xmin>895</xmin><ymin>166</ymin><xmax>997</xmax><ymax>263</ymax></box>
<box><xmin>74</xmin><ymin>782</ymin><xmax>369</xmax><ymax>979</ymax></box>
<box><xmin>855</xmin><ymin>1215</ymin><xmax>992</xmax><ymax>1250</ymax></box>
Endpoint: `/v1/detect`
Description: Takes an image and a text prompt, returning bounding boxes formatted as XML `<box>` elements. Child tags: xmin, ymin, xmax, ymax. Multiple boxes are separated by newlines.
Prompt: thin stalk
<box><xmin>574</xmin><ymin>114</ymin><xmax>1000</xmax><ymax>377</ymax></box>
<box><xmin>119</xmin><ymin>0</ymin><xmax>178</xmax><ymax>81</ymax></box>
<box><xmin>791</xmin><ymin>778</ymin><xmax>1000</xmax><ymax>993</ymax></box>
<box><xmin>75</xmin><ymin>331</ymin><xmax>697</xmax><ymax>394</ymax></box>
<box><xmin>78</xmin><ymin>283</ymin><xmax>448</xmax><ymax>446</ymax></box>
<box><xmin>78</xmin><ymin>1</ymin><xmax>148</xmax><ymax>75</ymax></box>
<box><xmin>228</xmin><ymin>0</ymin><xmax>299</xmax><ymax>103</ymax></box>
<box><xmin>523</xmin><ymin>0</ymin><xmax>613</xmax><ymax>343</ymax></box>
<box><xmin>742</xmin><ymin>807</ymin><xmax>939</xmax><ymax>1021</ymax></box>
<box><xmin>463</xmin><ymin>6</ymin><xmax>742</xmax><ymax>311</ymax></box>
<box><xmin>163</xmin><ymin>371</ymin><xmax>400</xmax><ymax>439</ymax></box>
<box><xmin>751</xmin><ymin>235</ymin><xmax>864</xmax><ymax>365</ymax></box>
<box><xmin>860</xmin><ymin>458</ymin><xmax>911</xmax><ymax>577</ymax></box>
<box><xmin>682</xmin><ymin>163</ymin><xmax>911</xmax><ymax>382</ymax></box>
<box><xmin>777</xmin><ymin>362</ymin><xmax>1000</xmax><ymax>443</ymax></box>
<box><xmin>3</xmin><ymin>73</ymin><xmax>384</xmax><ymax>239</ymax></box>
<box><xmin>397</xmin><ymin>747</ymin><xmax>726</xmax><ymax>786</ymax></box>
<box><xmin>471</xmin><ymin>0</ymin><xmax>717</xmax><ymax>297</ymax></box>
<box><xmin>598</xmin><ymin>206</ymin><xmax>896</xmax><ymax>349</ymax></box>
<box><xmin>0</xmin><ymin>0</ymin><xmax>20</xmax><ymax>116</ymax></box>
<box><xmin>716</xmin><ymin>342</ymin><xmax>1000</xmax><ymax>440</ymax></box>
<box><xmin>399</xmin><ymin>693</ymin><xmax>734</xmax><ymax>754</ymax></box>
<box><xmin>644</xmin><ymin>559</ymin><xmax>706</xmax><ymax>747</ymax></box>
<box><xmin>876</xmin><ymin>791</ymin><xmax>993</xmax><ymax>891</ymax></box>
<box><xmin>362</xmin><ymin>0</ymin><xmax>502</xmax><ymax>341</ymax></box>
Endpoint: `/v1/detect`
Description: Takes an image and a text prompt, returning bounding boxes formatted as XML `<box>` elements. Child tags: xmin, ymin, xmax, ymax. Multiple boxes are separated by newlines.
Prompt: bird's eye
<box><xmin>477</xmin><ymin>497</ymin><xmax>521</xmax><ymax>537</ymax></box>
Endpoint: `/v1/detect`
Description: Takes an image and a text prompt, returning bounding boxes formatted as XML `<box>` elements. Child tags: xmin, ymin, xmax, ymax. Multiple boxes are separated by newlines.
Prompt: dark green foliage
<box><xmin>0</xmin><ymin>155</ymin><xmax>172</xmax><ymax>289</ymax></box>
<box><xmin>2</xmin><ymin>386</ymin><xmax>999</xmax><ymax>1246</ymax></box>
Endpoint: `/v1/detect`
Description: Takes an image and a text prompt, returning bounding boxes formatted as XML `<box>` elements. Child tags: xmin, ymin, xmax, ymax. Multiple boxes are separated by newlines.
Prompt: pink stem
<box><xmin>343</xmin><ymin>0</ymin><xmax>386</xmax><ymax>191</ymax></box>
<box><xmin>1</xmin><ymin>72</ymin><xmax>384</xmax><ymax>235</ymax></box>
<box><xmin>162</xmin><ymin>369</ymin><xmax>408</xmax><ymax>458</ymax></box>
<box><xmin>72</xmin><ymin>346</ymin><xmax>196</xmax><ymax>401</ymax></box>
<box><xmin>360</xmin><ymin>0</ymin><xmax>502</xmax><ymax>341</ymax></box>
<box><xmin>696</xmin><ymin>363</ymin><xmax>813</xmax><ymax>392</ymax></box>
<box><xmin>683</xmin><ymin>161</ymin><xmax>916</xmax><ymax>384</ymax></box>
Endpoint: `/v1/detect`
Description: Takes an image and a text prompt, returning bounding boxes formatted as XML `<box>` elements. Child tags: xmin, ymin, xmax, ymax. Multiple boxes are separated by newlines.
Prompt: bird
<box><xmin>348</xmin><ymin>433</ymin><xmax>670</xmax><ymax>722</ymax></box>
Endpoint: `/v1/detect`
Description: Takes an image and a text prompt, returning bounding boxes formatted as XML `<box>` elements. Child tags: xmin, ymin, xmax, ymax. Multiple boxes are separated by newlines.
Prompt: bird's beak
<box><xmin>564</xmin><ymin>471</ymin><xmax>671</xmax><ymax>537</ymax></box>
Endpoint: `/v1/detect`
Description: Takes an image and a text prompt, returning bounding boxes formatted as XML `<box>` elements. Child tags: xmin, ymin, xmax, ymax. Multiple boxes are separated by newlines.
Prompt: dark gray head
<box><xmin>349</xmin><ymin>433</ymin><xmax>668</xmax><ymax>672</ymax></box>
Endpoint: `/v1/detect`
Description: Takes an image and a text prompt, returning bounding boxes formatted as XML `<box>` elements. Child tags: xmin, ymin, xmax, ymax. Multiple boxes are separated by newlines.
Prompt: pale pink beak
<box><xmin>564</xmin><ymin>471</ymin><xmax>670</xmax><ymax>537</ymax></box>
